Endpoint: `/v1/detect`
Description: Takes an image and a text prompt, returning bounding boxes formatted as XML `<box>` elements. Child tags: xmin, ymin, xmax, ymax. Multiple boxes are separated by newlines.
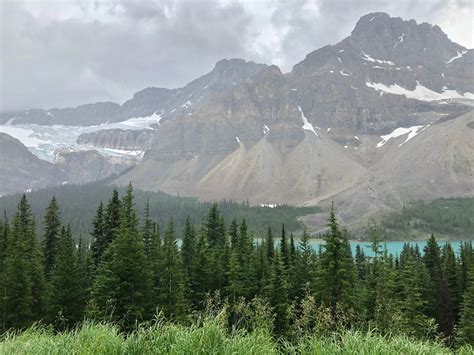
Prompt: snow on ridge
<box><xmin>365</xmin><ymin>81</ymin><xmax>474</xmax><ymax>102</ymax></box>
<box><xmin>236</xmin><ymin>136</ymin><xmax>241</xmax><ymax>144</ymax></box>
<box><xmin>394</xmin><ymin>33</ymin><xmax>405</xmax><ymax>48</ymax></box>
<box><xmin>263</xmin><ymin>124</ymin><xmax>270</xmax><ymax>135</ymax></box>
<box><xmin>340</xmin><ymin>70</ymin><xmax>350</xmax><ymax>76</ymax></box>
<box><xmin>181</xmin><ymin>100</ymin><xmax>193</xmax><ymax>108</ymax></box>
<box><xmin>446</xmin><ymin>50</ymin><xmax>467</xmax><ymax>64</ymax></box>
<box><xmin>376</xmin><ymin>125</ymin><xmax>424</xmax><ymax>148</ymax></box>
<box><xmin>297</xmin><ymin>106</ymin><xmax>318</xmax><ymax>137</ymax></box>
<box><xmin>360</xmin><ymin>51</ymin><xmax>395</xmax><ymax>65</ymax></box>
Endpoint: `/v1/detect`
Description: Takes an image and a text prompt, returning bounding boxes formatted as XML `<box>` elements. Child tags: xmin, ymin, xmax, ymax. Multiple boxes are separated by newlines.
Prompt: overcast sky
<box><xmin>0</xmin><ymin>0</ymin><xmax>472</xmax><ymax>112</ymax></box>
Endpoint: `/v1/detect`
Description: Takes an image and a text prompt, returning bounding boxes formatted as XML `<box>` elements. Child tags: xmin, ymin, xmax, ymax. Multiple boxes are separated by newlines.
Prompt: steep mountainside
<box><xmin>0</xmin><ymin>59</ymin><xmax>266</xmax><ymax>126</ymax></box>
<box><xmin>118</xmin><ymin>12</ymin><xmax>473</xmax><ymax>214</ymax></box>
<box><xmin>0</xmin><ymin>133</ymin><xmax>59</xmax><ymax>196</ymax></box>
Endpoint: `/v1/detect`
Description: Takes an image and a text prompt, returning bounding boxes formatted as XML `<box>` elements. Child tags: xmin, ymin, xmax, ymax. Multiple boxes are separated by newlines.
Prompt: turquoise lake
<box><xmin>311</xmin><ymin>239</ymin><xmax>472</xmax><ymax>257</ymax></box>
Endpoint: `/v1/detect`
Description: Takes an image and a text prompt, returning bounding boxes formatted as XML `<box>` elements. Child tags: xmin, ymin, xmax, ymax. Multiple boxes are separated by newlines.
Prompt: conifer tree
<box><xmin>49</xmin><ymin>225</ymin><xmax>84</xmax><ymax>329</ymax></box>
<box><xmin>43</xmin><ymin>196</ymin><xmax>62</xmax><ymax>277</ymax></box>
<box><xmin>265</xmin><ymin>227</ymin><xmax>274</xmax><ymax>261</ymax></box>
<box><xmin>229</xmin><ymin>218</ymin><xmax>239</xmax><ymax>249</ymax></box>
<box><xmin>280</xmin><ymin>224</ymin><xmax>290</xmax><ymax>269</ymax></box>
<box><xmin>1</xmin><ymin>195</ymin><xmax>46</xmax><ymax>329</ymax></box>
<box><xmin>142</xmin><ymin>198</ymin><xmax>154</xmax><ymax>257</ymax></box>
<box><xmin>316</xmin><ymin>205</ymin><xmax>356</xmax><ymax>315</ymax></box>
<box><xmin>159</xmin><ymin>219</ymin><xmax>186</xmax><ymax>319</ymax></box>
<box><xmin>90</xmin><ymin>202</ymin><xmax>105</xmax><ymax>268</ymax></box>
<box><xmin>293</xmin><ymin>227</ymin><xmax>314</xmax><ymax>300</ymax></box>
<box><xmin>458</xmin><ymin>266</ymin><xmax>474</xmax><ymax>345</ymax></box>
<box><xmin>269</xmin><ymin>253</ymin><xmax>289</xmax><ymax>337</ymax></box>
<box><xmin>181</xmin><ymin>216</ymin><xmax>195</xmax><ymax>275</ymax></box>
<box><xmin>90</xmin><ymin>185</ymin><xmax>151</xmax><ymax>328</ymax></box>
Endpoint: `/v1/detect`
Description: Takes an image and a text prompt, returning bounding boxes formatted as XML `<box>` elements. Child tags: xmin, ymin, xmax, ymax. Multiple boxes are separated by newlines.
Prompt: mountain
<box><xmin>1</xmin><ymin>12</ymin><xmax>473</xmax><ymax>232</ymax></box>
<box><xmin>0</xmin><ymin>133</ymin><xmax>59</xmax><ymax>196</ymax></box>
<box><xmin>117</xmin><ymin>13</ymin><xmax>473</xmax><ymax>212</ymax></box>
<box><xmin>0</xmin><ymin>59</ymin><xmax>267</xmax><ymax>126</ymax></box>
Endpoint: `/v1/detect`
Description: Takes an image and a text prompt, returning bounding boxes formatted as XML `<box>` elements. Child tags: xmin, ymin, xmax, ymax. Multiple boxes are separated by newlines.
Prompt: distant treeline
<box><xmin>381</xmin><ymin>198</ymin><xmax>474</xmax><ymax>239</ymax></box>
<box><xmin>0</xmin><ymin>181</ymin><xmax>320</xmax><ymax>242</ymax></box>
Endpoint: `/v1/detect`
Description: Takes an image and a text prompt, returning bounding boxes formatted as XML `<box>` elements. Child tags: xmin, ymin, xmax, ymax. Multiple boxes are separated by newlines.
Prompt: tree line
<box><xmin>0</xmin><ymin>185</ymin><xmax>473</xmax><ymax>346</ymax></box>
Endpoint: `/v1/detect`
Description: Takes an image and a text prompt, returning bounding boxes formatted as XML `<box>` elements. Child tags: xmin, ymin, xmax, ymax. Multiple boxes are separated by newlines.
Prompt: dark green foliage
<box><xmin>381</xmin><ymin>198</ymin><xmax>474</xmax><ymax>239</ymax></box>
<box><xmin>42</xmin><ymin>196</ymin><xmax>61</xmax><ymax>277</ymax></box>
<box><xmin>90</xmin><ymin>185</ymin><xmax>151</xmax><ymax>329</ymax></box>
<box><xmin>458</xmin><ymin>265</ymin><xmax>474</xmax><ymax>345</ymax></box>
<box><xmin>49</xmin><ymin>226</ymin><xmax>86</xmax><ymax>329</ymax></box>
<box><xmin>1</xmin><ymin>195</ymin><xmax>45</xmax><ymax>329</ymax></box>
<box><xmin>0</xmin><ymin>186</ymin><xmax>472</xmax><ymax>348</ymax></box>
<box><xmin>315</xmin><ymin>205</ymin><xmax>356</xmax><ymax>316</ymax></box>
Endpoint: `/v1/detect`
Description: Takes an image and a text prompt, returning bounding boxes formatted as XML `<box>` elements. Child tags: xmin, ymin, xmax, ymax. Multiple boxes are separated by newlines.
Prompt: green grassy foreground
<box><xmin>1</xmin><ymin>320</ymin><xmax>473</xmax><ymax>355</ymax></box>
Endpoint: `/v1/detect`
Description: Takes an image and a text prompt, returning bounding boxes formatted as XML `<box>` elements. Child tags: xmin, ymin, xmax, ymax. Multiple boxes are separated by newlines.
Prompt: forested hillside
<box><xmin>381</xmin><ymin>198</ymin><xmax>474</xmax><ymax>239</ymax></box>
<box><xmin>0</xmin><ymin>185</ymin><xmax>473</xmax><ymax>351</ymax></box>
<box><xmin>0</xmin><ymin>181</ymin><xmax>319</xmax><ymax>241</ymax></box>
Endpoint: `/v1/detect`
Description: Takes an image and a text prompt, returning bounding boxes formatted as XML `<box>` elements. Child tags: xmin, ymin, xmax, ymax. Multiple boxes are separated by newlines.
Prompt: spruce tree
<box><xmin>458</xmin><ymin>266</ymin><xmax>474</xmax><ymax>345</ymax></box>
<box><xmin>181</xmin><ymin>216</ymin><xmax>195</xmax><ymax>275</ymax></box>
<box><xmin>43</xmin><ymin>196</ymin><xmax>62</xmax><ymax>277</ymax></box>
<box><xmin>90</xmin><ymin>185</ymin><xmax>151</xmax><ymax>328</ymax></box>
<box><xmin>159</xmin><ymin>219</ymin><xmax>186</xmax><ymax>319</ymax></box>
<box><xmin>269</xmin><ymin>253</ymin><xmax>289</xmax><ymax>337</ymax></box>
<box><xmin>1</xmin><ymin>195</ymin><xmax>46</xmax><ymax>329</ymax></box>
<box><xmin>280</xmin><ymin>224</ymin><xmax>290</xmax><ymax>269</ymax></box>
<box><xmin>265</xmin><ymin>227</ymin><xmax>274</xmax><ymax>261</ymax></box>
<box><xmin>316</xmin><ymin>205</ymin><xmax>356</xmax><ymax>316</ymax></box>
<box><xmin>49</xmin><ymin>226</ymin><xmax>84</xmax><ymax>329</ymax></box>
<box><xmin>90</xmin><ymin>202</ymin><xmax>105</xmax><ymax>268</ymax></box>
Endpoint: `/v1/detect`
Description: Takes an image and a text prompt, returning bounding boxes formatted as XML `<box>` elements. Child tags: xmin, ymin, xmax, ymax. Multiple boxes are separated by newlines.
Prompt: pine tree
<box><xmin>159</xmin><ymin>219</ymin><xmax>186</xmax><ymax>319</ymax></box>
<box><xmin>142</xmin><ymin>198</ymin><xmax>154</xmax><ymax>257</ymax></box>
<box><xmin>229</xmin><ymin>218</ymin><xmax>239</xmax><ymax>249</ymax></box>
<box><xmin>280</xmin><ymin>224</ymin><xmax>290</xmax><ymax>269</ymax></box>
<box><xmin>1</xmin><ymin>195</ymin><xmax>46</xmax><ymax>329</ymax></box>
<box><xmin>269</xmin><ymin>253</ymin><xmax>289</xmax><ymax>337</ymax></box>
<box><xmin>49</xmin><ymin>225</ymin><xmax>84</xmax><ymax>329</ymax></box>
<box><xmin>181</xmin><ymin>216</ymin><xmax>195</xmax><ymax>275</ymax></box>
<box><xmin>397</xmin><ymin>251</ymin><xmax>431</xmax><ymax>338</ymax></box>
<box><xmin>90</xmin><ymin>185</ymin><xmax>151</xmax><ymax>328</ymax></box>
<box><xmin>265</xmin><ymin>227</ymin><xmax>274</xmax><ymax>261</ymax></box>
<box><xmin>458</xmin><ymin>266</ymin><xmax>474</xmax><ymax>345</ymax></box>
<box><xmin>316</xmin><ymin>205</ymin><xmax>356</xmax><ymax>316</ymax></box>
<box><xmin>293</xmin><ymin>227</ymin><xmax>313</xmax><ymax>300</ymax></box>
<box><xmin>90</xmin><ymin>202</ymin><xmax>105</xmax><ymax>268</ymax></box>
<box><xmin>43</xmin><ymin>196</ymin><xmax>62</xmax><ymax>277</ymax></box>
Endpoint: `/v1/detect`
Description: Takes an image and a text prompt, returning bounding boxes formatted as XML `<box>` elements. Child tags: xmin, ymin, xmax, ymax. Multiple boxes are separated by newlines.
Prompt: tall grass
<box><xmin>1</xmin><ymin>320</ymin><xmax>472</xmax><ymax>355</ymax></box>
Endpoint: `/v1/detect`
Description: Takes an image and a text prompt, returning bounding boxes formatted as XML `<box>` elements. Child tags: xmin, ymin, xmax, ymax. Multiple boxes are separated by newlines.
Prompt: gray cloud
<box><xmin>0</xmin><ymin>0</ymin><xmax>472</xmax><ymax>112</ymax></box>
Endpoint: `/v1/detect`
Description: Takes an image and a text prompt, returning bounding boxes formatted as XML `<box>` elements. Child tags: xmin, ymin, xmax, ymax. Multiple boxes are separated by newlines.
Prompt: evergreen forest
<box><xmin>0</xmin><ymin>185</ymin><xmax>473</xmax><ymax>354</ymax></box>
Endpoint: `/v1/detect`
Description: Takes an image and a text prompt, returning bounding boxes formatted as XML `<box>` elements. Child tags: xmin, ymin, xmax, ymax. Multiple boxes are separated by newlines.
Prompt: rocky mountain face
<box><xmin>2</xmin><ymin>12</ymin><xmax>473</xmax><ymax>232</ymax></box>
<box><xmin>0</xmin><ymin>59</ymin><xmax>267</xmax><ymax>126</ymax></box>
<box><xmin>76</xmin><ymin>129</ymin><xmax>155</xmax><ymax>151</ymax></box>
<box><xmin>0</xmin><ymin>133</ymin><xmax>59</xmax><ymax>196</ymax></box>
<box><xmin>117</xmin><ymin>13</ymin><xmax>473</xmax><ymax>216</ymax></box>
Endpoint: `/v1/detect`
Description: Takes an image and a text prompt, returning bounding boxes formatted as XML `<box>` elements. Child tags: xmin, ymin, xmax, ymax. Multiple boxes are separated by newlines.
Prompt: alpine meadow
<box><xmin>0</xmin><ymin>1</ymin><xmax>473</xmax><ymax>354</ymax></box>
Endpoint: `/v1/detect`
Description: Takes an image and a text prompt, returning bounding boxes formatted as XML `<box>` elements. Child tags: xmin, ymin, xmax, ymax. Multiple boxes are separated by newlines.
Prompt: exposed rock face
<box><xmin>56</xmin><ymin>150</ymin><xmax>132</xmax><ymax>184</ymax></box>
<box><xmin>117</xmin><ymin>12</ymin><xmax>474</xmax><ymax>225</ymax></box>
<box><xmin>0</xmin><ymin>59</ymin><xmax>267</xmax><ymax>126</ymax></box>
<box><xmin>0</xmin><ymin>133</ymin><xmax>60</xmax><ymax>195</ymax></box>
<box><xmin>77</xmin><ymin>129</ymin><xmax>155</xmax><ymax>151</ymax></box>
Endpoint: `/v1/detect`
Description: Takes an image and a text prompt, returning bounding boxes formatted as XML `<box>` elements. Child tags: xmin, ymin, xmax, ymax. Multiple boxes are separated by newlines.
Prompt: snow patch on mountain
<box><xmin>298</xmin><ymin>106</ymin><xmax>318</xmax><ymax>137</ymax></box>
<box><xmin>360</xmin><ymin>51</ymin><xmax>395</xmax><ymax>65</ymax></box>
<box><xmin>446</xmin><ymin>50</ymin><xmax>467</xmax><ymax>64</ymax></box>
<box><xmin>366</xmin><ymin>82</ymin><xmax>474</xmax><ymax>102</ymax></box>
<box><xmin>376</xmin><ymin>125</ymin><xmax>425</xmax><ymax>147</ymax></box>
